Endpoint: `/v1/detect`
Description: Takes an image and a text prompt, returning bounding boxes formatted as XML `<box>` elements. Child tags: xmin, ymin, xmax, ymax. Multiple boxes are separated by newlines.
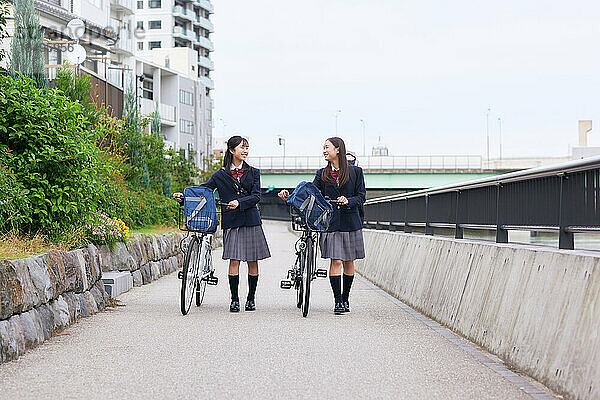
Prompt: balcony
<box><xmin>197</xmin><ymin>55</ymin><xmax>214</xmax><ymax>70</ymax></box>
<box><xmin>140</xmin><ymin>98</ymin><xmax>177</xmax><ymax>126</ymax></box>
<box><xmin>110</xmin><ymin>0</ymin><xmax>134</xmax><ymax>15</ymax></box>
<box><xmin>172</xmin><ymin>26</ymin><xmax>194</xmax><ymax>42</ymax></box>
<box><xmin>196</xmin><ymin>35</ymin><xmax>214</xmax><ymax>51</ymax></box>
<box><xmin>198</xmin><ymin>75</ymin><xmax>214</xmax><ymax>89</ymax></box>
<box><xmin>196</xmin><ymin>0</ymin><xmax>214</xmax><ymax>13</ymax></box>
<box><xmin>194</xmin><ymin>15</ymin><xmax>214</xmax><ymax>32</ymax></box>
<box><xmin>173</xmin><ymin>5</ymin><xmax>195</xmax><ymax>22</ymax></box>
<box><xmin>110</xmin><ymin>18</ymin><xmax>134</xmax><ymax>55</ymax></box>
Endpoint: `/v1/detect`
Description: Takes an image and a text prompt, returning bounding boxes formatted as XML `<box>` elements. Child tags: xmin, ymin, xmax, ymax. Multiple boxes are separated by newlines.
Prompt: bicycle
<box><xmin>280</xmin><ymin>198</ymin><xmax>341</xmax><ymax>317</ymax></box>
<box><xmin>177</xmin><ymin>199</ymin><xmax>230</xmax><ymax>315</ymax></box>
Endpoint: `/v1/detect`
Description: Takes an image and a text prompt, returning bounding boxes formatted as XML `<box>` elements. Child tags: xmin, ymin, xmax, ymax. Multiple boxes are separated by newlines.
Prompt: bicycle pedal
<box><xmin>316</xmin><ymin>269</ymin><xmax>328</xmax><ymax>278</ymax></box>
<box><xmin>206</xmin><ymin>276</ymin><xmax>218</xmax><ymax>285</ymax></box>
<box><xmin>280</xmin><ymin>280</ymin><xmax>293</xmax><ymax>289</ymax></box>
<box><xmin>177</xmin><ymin>271</ymin><xmax>183</xmax><ymax>279</ymax></box>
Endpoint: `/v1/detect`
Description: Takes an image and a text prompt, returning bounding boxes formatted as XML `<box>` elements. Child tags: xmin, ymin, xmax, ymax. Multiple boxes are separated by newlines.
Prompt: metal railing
<box><xmin>247</xmin><ymin>155</ymin><xmax>483</xmax><ymax>171</ymax></box>
<box><xmin>363</xmin><ymin>156</ymin><xmax>600</xmax><ymax>249</ymax></box>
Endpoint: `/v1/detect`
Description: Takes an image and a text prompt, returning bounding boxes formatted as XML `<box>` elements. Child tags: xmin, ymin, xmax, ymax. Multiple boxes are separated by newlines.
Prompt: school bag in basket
<box><xmin>286</xmin><ymin>181</ymin><xmax>333</xmax><ymax>231</ymax></box>
<box><xmin>183</xmin><ymin>186</ymin><xmax>219</xmax><ymax>233</ymax></box>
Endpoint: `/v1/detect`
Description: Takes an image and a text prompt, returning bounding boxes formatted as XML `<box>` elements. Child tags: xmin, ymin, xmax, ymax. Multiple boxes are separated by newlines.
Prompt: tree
<box><xmin>151</xmin><ymin>102</ymin><xmax>161</xmax><ymax>137</ymax></box>
<box><xmin>8</xmin><ymin>0</ymin><xmax>47</xmax><ymax>87</ymax></box>
<box><xmin>0</xmin><ymin>0</ymin><xmax>10</xmax><ymax>63</ymax></box>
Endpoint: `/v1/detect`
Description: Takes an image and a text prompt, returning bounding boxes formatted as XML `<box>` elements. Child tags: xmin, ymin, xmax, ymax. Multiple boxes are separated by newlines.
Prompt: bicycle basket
<box><xmin>179</xmin><ymin>186</ymin><xmax>219</xmax><ymax>233</ymax></box>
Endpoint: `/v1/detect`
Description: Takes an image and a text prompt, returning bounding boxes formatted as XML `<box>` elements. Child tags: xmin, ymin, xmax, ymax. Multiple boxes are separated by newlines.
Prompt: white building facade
<box><xmin>134</xmin><ymin>0</ymin><xmax>215</xmax><ymax>167</ymax></box>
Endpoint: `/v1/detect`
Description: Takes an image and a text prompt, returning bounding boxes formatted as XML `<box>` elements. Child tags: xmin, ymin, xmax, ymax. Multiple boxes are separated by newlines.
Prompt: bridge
<box><xmin>251</xmin><ymin>155</ymin><xmax>511</xmax><ymax>196</ymax></box>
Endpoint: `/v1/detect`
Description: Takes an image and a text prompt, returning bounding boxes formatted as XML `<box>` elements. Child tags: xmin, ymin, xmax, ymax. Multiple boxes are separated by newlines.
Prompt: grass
<box><xmin>0</xmin><ymin>225</ymin><xmax>179</xmax><ymax>261</ymax></box>
<box><xmin>129</xmin><ymin>224</ymin><xmax>179</xmax><ymax>236</ymax></box>
<box><xmin>0</xmin><ymin>231</ymin><xmax>72</xmax><ymax>260</ymax></box>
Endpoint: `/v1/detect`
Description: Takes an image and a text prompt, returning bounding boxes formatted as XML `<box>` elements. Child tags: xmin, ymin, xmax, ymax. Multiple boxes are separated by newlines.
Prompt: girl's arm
<box><xmin>346</xmin><ymin>167</ymin><xmax>366</xmax><ymax>208</ymax></box>
<box><xmin>201</xmin><ymin>172</ymin><xmax>218</xmax><ymax>190</ymax></box>
<box><xmin>237</xmin><ymin>169</ymin><xmax>261</xmax><ymax>210</ymax></box>
<box><xmin>313</xmin><ymin>169</ymin><xmax>324</xmax><ymax>192</ymax></box>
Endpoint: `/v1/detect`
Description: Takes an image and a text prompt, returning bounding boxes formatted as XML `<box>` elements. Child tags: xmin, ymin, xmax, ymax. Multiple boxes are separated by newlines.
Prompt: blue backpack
<box><xmin>286</xmin><ymin>181</ymin><xmax>333</xmax><ymax>231</ymax></box>
<box><xmin>183</xmin><ymin>186</ymin><xmax>219</xmax><ymax>233</ymax></box>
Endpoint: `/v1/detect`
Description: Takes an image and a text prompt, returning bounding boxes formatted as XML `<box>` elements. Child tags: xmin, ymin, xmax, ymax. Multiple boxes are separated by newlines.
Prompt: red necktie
<box><xmin>330</xmin><ymin>169</ymin><xmax>339</xmax><ymax>181</ymax></box>
<box><xmin>232</xmin><ymin>168</ymin><xmax>244</xmax><ymax>180</ymax></box>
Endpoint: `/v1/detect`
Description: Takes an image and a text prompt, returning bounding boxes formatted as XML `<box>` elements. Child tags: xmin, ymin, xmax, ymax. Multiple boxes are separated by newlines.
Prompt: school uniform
<box><xmin>313</xmin><ymin>164</ymin><xmax>367</xmax><ymax>261</ymax></box>
<box><xmin>203</xmin><ymin>161</ymin><xmax>271</xmax><ymax>262</ymax></box>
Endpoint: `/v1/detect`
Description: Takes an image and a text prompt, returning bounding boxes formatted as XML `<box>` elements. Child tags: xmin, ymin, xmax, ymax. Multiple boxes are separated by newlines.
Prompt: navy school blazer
<box><xmin>313</xmin><ymin>164</ymin><xmax>366</xmax><ymax>232</ymax></box>
<box><xmin>202</xmin><ymin>162</ymin><xmax>262</xmax><ymax>229</ymax></box>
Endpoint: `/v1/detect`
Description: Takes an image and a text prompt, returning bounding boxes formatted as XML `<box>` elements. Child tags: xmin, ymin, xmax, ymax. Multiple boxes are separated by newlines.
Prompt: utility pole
<box><xmin>335</xmin><ymin>109</ymin><xmax>342</xmax><ymax>136</ymax></box>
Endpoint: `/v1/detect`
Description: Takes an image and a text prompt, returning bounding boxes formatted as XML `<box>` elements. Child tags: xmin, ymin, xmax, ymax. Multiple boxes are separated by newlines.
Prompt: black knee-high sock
<box><xmin>247</xmin><ymin>274</ymin><xmax>258</xmax><ymax>301</ymax></box>
<box><xmin>342</xmin><ymin>274</ymin><xmax>354</xmax><ymax>302</ymax></box>
<box><xmin>228</xmin><ymin>275</ymin><xmax>239</xmax><ymax>301</ymax></box>
<box><xmin>329</xmin><ymin>275</ymin><xmax>342</xmax><ymax>303</ymax></box>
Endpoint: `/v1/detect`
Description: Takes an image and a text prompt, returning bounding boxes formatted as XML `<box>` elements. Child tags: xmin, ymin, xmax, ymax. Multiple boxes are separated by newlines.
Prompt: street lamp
<box><xmin>360</xmin><ymin>119</ymin><xmax>367</xmax><ymax>157</ymax></box>
<box><xmin>135</xmin><ymin>73</ymin><xmax>145</xmax><ymax>113</ymax></box>
<box><xmin>335</xmin><ymin>109</ymin><xmax>342</xmax><ymax>136</ymax></box>
<box><xmin>278</xmin><ymin>136</ymin><xmax>286</xmax><ymax>158</ymax></box>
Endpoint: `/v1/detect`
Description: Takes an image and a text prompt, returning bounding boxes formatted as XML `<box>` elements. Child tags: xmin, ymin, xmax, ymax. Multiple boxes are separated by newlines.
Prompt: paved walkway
<box><xmin>0</xmin><ymin>221</ymin><xmax>553</xmax><ymax>399</ymax></box>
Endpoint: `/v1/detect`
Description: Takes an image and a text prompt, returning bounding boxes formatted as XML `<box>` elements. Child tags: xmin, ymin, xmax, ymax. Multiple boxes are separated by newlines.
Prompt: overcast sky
<box><xmin>211</xmin><ymin>0</ymin><xmax>600</xmax><ymax>158</ymax></box>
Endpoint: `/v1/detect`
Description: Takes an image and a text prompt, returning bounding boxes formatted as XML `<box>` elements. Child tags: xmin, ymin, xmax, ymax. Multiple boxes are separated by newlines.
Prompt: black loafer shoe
<box><xmin>245</xmin><ymin>299</ymin><xmax>256</xmax><ymax>311</ymax></box>
<box><xmin>334</xmin><ymin>302</ymin><xmax>346</xmax><ymax>315</ymax></box>
<box><xmin>343</xmin><ymin>300</ymin><xmax>350</xmax><ymax>313</ymax></box>
<box><xmin>230</xmin><ymin>299</ymin><xmax>240</xmax><ymax>313</ymax></box>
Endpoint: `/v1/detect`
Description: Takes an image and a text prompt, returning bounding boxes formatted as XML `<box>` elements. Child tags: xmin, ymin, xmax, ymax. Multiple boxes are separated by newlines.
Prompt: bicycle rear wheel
<box><xmin>302</xmin><ymin>237</ymin><xmax>314</xmax><ymax>317</ymax></box>
<box><xmin>196</xmin><ymin>237</ymin><xmax>210</xmax><ymax>306</ymax></box>
<box><xmin>181</xmin><ymin>236</ymin><xmax>200</xmax><ymax>315</ymax></box>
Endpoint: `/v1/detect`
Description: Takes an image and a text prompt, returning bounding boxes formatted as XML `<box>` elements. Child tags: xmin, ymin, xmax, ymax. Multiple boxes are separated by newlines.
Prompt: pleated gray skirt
<box><xmin>319</xmin><ymin>229</ymin><xmax>365</xmax><ymax>261</ymax></box>
<box><xmin>222</xmin><ymin>225</ymin><xmax>271</xmax><ymax>261</ymax></box>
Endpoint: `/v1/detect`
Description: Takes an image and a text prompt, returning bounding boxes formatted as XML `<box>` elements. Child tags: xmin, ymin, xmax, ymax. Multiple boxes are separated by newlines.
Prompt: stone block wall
<box><xmin>0</xmin><ymin>231</ymin><xmax>186</xmax><ymax>364</ymax></box>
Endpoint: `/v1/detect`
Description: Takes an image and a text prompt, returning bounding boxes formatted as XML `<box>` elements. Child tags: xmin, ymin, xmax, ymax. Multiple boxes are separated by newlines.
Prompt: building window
<box><xmin>143</xmin><ymin>80</ymin><xmax>153</xmax><ymax>100</ymax></box>
<box><xmin>179</xmin><ymin>89</ymin><xmax>193</xmax><ymax>106</ymax></box>
<box><xmin>149</xmin><ymin>20</ymin><xmax>162</xmax><ymax>29</ymax></box>
<box><xmin>137</xmin><ymin>42</ymin><xmax>143</xmax><ymax>50</ymax></box>
<box><xmin>179</xmin><ymin>119</ymin><xmax>194</xmax><ymax>135</ymax></box>
<box><xmin>136</xmin><ymin>21</ymin><xmax>144</xmax><ymax>30</ymax></box>
<box><xmin>137</xmin><ymin>0</ymin><xmax>143</xmax><ymax>8</ymax></box>
<box><xmin>149</xmin><ymin>0</ymin><xmax>160</xmax><ymax>8</ymax></box>
<box><xmin>149</xmin><ymin>41</ymin><xmax>161</xmax><ymax>50</ymax></box>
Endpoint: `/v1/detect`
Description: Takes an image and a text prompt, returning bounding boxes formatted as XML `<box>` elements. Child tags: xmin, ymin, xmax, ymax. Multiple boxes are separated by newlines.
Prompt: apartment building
<box><xmin>134</xmin><ymin>0</ymin><xmax>215</xmax><ymax>167</ymax></box>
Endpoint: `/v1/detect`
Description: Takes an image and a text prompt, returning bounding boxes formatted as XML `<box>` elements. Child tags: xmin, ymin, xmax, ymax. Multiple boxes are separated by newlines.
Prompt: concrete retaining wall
<box><xmin>356</xmin><ymin>230</ymin><xmax>599</xmax><ymax>400</ymax></box>
<box><xmin>0</xmin><ymin>232</ymin><xmax>185</xmax><ymax>364</ymax></box>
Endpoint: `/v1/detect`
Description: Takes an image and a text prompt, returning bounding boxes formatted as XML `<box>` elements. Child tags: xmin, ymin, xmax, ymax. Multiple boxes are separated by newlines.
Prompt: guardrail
<box><xmin>247</xmin><ymin>155</ymin><xmax>484</xmax><ymax>171</ymax></box>
<box><xmin>363</xmin><ymin>156</ymin><xmax>600</xmax><ymax>250</ymax></box>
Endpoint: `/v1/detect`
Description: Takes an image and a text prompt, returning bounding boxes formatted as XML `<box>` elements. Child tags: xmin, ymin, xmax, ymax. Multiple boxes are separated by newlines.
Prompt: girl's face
<box><xmin>230</xmin><ymin>141</ymin><xmax>249</xmax><ymax>161</ymax></box>
<box><xmin>323</xmin><ymin>140</ymin><xmax>339</xmax><ymax>162</ymax></box>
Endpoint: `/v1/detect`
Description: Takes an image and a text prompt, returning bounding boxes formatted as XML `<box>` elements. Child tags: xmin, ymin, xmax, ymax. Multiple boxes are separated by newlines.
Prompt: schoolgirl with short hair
<box><xmin>175</xmin><ymin>136</ymin><xmax>271</xmax><ymax>312</ymax></box>
<box><xmin>279</xmin><ymin>137</ymin><xmax>366</xmax><ymax>314</ymax></box>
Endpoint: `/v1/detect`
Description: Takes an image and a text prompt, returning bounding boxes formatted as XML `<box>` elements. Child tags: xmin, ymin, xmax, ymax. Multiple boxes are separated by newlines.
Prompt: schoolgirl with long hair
<box><xmin>279</xmin><ymin>137</ymin><xmax>366</xmax><ymax>314</ymax></box>
<box><xmin>175</xmin><ymin>136</ymin><xmax>271</xmax><ymax>312</ymax></box>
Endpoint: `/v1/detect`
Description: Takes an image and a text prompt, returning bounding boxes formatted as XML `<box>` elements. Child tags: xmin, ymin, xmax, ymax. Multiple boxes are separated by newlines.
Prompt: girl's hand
<box><xmin>337</xmin><ymin>196</ymin><xmax>349</xmax><ymax>205</ymax></box>
<box><xmin>278</xmin><ymin>190</ymin><xmax>289</xmax><ymax>200</ymax></box>
<box><xmin>173</xmin><ymin>193</ymin><xmax>184</xmax><ymax>204</ymax></box>
<box><xmin>227</xmin><ymin>200</ymin><xmax>239</xmax><ymax>209</ymax></box>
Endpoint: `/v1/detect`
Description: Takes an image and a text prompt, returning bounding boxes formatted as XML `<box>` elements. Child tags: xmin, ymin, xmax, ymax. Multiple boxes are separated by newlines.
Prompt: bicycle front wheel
<box><xmin>296</xmin><ymin>252</ymin><xmax>305</xmax><ymax>309</ymax></box>
<box><xmin>302</xmin><ymin>237</ymin><xmax>314</xmax><ymax>317</ymax></box>
<box><xmin>181</xmin><ymin>236</ymin><xmax>200</xmax><ymax>315</ymax></box>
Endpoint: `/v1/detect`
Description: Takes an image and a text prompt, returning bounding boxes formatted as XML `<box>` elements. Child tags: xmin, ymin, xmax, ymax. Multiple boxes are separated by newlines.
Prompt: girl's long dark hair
<box><xmin>322</xmin><ymin>137</ymin><xmax>350</xmax><ymax>187</ymax></box>
<box><xmin>223</xmin><ymin>135</ymin><xmax>249</xmax><ymax>172</ymax></box>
